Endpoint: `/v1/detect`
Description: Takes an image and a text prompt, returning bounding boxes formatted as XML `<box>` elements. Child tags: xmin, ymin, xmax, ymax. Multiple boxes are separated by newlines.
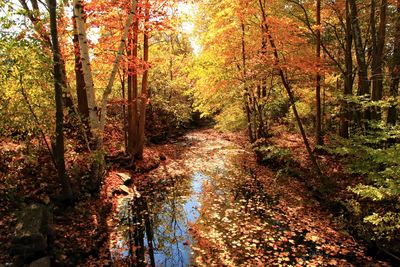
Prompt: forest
<box><xmin>0</xmin><ymin>0</ymin><xmax>400</xmax><ymax>266</ymax></box>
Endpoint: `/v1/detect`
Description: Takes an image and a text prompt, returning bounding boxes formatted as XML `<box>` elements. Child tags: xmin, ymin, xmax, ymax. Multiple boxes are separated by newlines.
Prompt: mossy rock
<box><xmin>11</xmin><ymin>204</ymin><xmax>52</xmax><ymax>261</ymax></box>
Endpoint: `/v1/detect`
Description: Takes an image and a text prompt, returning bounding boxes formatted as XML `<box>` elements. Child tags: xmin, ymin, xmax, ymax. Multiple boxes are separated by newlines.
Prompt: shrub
<box><xmin>328</xmin><ymin>126</ymin><xmax>400</xmax><ymax>242</ymax></box>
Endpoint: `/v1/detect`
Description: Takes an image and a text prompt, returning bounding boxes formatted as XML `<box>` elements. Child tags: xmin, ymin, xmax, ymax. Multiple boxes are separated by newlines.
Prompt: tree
<box><xmin>72</xmin><ymin>8</ymin><xmax>89</xmax><ymax>126</ymax></box>
<box><xmin>387</xmin><ymin>0</ymin><xmax>400</xmax><ymax>125</ymax></box>
<box><xmin>241</xmin><ymin>22</ymin><xmax>255</xmax><ymax>143</ymax></box>
<box><xmin>340</xmin><ymin>0</ymin><xmax>354</xmax><ymax>138</ymax></box>
<box><xmin>315</xmin><ymin>0</ymin><xmax>323</xmax><ymax>146</ymax></box>
<box><xmin>370</xmin><ymin>0</ymin><xmax>387</xmax><ymax>120</ymax></box>
<box><xmin>258</xmin><ymin>0</ymin><xmax>323</xmax><ymax>179</ymax></box>
<box><xmin>127</xmin><ymin>10</ymin><xmax>140</xmax><ymax>158</ymax></box>
<box><xmin>349</xmin><ymin>0</ymin><xmax>370</xmax><ymax>124</ymax></box>
<box><xmin>73</xmin><ymin>0</ymin><xmax>139</xmax><ymax>187</ymax></box>
<box><xmin>73</xmin><ymin>0</ymin><xmax>99</xmax><ymax>141</ymax></box>
<box><xmin>48</xmin><ymin>0</ymin><xmax>73</xmax><ymax>202</ymax></box>
<box><xmin>286</xmin><ymin>0</ymin><xmax>355</xmax><ymax>138</ymax></box>
<box><xmin>18</xmin><ymin>0</ymin><xmax>75</xmax><ymax>112</ymax></box>
<box><xmin>137</xmin><ymin>0</ymin><xmax>150</xmax><ymax>159</ymax></box>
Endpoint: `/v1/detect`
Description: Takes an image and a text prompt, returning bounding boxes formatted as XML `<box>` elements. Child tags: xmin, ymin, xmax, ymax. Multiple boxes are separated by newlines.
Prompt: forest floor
<box><xmin>0</xmin><ymin>128</ymin><xmax>393</xmax><ymax>266</ymax></box>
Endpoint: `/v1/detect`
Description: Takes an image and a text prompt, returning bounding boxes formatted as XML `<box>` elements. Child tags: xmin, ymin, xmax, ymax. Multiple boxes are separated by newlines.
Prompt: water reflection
<box><xmin>110</xmin><ymin>132</ymin><xmax>247</xmax><ymax>266</ymax></box>
<box><xmin>112</xmin><ymin>169</ymin><xmax>212</xmax><ymax>266</ymax></box>
<box><xmin>110</xmin><ymin>131</ymin><xmax>278</xmax><ymax>266</ymax></box>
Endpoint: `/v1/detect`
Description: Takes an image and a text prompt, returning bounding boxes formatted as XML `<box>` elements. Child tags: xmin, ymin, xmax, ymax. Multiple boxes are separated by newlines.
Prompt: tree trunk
<box><xmin>60</xmin><ymin>61</ymin><xmax>75</xmax><ymax>114</ymax></box>
<box><xmin>349</xmin><ymin>0</ymin><xmax>370</xmax><ymax>125</ymax></box>
<box><xmin>370</xmin><ymin>0</ymin><xmax>387</xmax><ymax>120</ymax></box>
<box><xmin>387</xmin><ymin>0</ymin><xmax>400</xmax><ymax>125</ymax></box>
<box><xmin>127</xmin><ymin>17</ymin><xmax>139</xmax><ymax>158</ymax></box>
<box><xmin>340</xmin><ymin>0</ymin><xmax>354</xmax><ymax>138</ymax></box>
<box><xmin>137</xmin><ymin>0</ymin><xmax>150</xmax><ymax>159</ymax></box>
<box><xmin>73</xmin><ymin>0</ymin><xmax>99</xmax><ymax>139</ymax></box>
<box><xmin>48</xmin><ymin>0</ymin><xmax>73</xmax><ymax>202</ymax></box>
<box><xmin>120</xmin><ymin>69</ymin><xmax>128</xmax><ymax>151</ymax></box>
<box><xmin>349</xmin><ymin>0</ymin><xmax>369</xmax><ymax>97</ymax></box>
<box><xmin>315</xmin><ymin>0</ymin><xmax>323</xmax><ymax>145</ymax></box>
<box><xmin>241</xmin><ymin>23</ymin><xmax>255</xmax><ymax>143</ymax></box>
<box><xmin>169</xmin><ymin>33</ymin><xmax>174</xmax><ymax>101</ymax></box>
<box><xmin>73</xmin><ymin>13</ymin><xmax>89</xmax><ymax>123</ymax></box>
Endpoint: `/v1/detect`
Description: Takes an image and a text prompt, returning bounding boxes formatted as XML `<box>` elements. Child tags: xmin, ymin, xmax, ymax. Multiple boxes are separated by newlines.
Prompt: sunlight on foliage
<box><xmin>0</xmin><ymin>35</ymin><xmax>54</xmax><ymax>139</ymax></box>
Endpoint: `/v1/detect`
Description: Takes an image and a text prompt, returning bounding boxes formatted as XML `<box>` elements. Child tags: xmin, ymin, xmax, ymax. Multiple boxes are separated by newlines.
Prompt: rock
<box><xmin>112</xmin><ymin>185</ymin><xmax>141</xmax><ymax>198</ymax></box>
<box><xmin>11</xmin><ymin>233</ymin><xmax>47</xmax><ymax>256</ymax></box>
<box><xmin>11</xmin><ymin>204</ymin><xmax>51</xmax><ymax>260</ymax></box>
<box><xmin>29</xmin><ymin>257</ymin><xmax>51</xmax><ymax>267</ymax></box>
<box><xmin>113</xmin><ymin>185</ymin><xmax>132</xmax><ymax>195</ymax></box>
<box><xmin>132</xmin><ymin>186</ymin><xmax>141</xmax><ymax>198</ymax></box>
<box><xmin>159</xmin><ymin>153</ymin><xmax>167</xmax><ymax>161</ymax></box>
<box><xmin>117</xmin><ymin>172</ymin><xmax>132</xmax><ymax>185</ymax></box>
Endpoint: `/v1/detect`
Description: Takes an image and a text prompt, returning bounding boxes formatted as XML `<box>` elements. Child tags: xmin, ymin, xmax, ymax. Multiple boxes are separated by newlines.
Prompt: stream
<box><xmin>108</xmin><ymin>130</ymin><xmax>371</xmax><ymax>267</ymax></box>
<box><xmin>110</xmin><ymin>131</ymin><xmax>249</xmax><ymax>266</ymax></box>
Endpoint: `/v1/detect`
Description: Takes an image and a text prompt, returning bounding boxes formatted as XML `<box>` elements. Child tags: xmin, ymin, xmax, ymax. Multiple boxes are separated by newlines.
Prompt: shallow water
<box><xmin>110</xmin><ymin>132</ymin><xmax>248</xmax><ymax>266</ymax></box>
<box><xmin>109</xmin><ymin>131</ymin><xmax>366</xmax><ymax>267</ymax></box>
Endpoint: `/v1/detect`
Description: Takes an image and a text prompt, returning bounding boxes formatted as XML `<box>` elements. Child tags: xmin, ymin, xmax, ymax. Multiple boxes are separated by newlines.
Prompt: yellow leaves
<box><xmin>328</xmin><ymin>259</ymin><xmax>339</xmax><ymax>265</ymax></box>
<box><xmin>306</xmin><ymin>233</ymin><xmax>320</xmax><ymax>242</ymax></box>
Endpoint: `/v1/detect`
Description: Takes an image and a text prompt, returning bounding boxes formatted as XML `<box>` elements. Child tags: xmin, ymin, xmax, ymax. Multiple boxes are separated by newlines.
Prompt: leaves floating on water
<box><xmin>109</xmin><ymin>131</ymin><xmax>381</xmax><ymax>266</ymax></box>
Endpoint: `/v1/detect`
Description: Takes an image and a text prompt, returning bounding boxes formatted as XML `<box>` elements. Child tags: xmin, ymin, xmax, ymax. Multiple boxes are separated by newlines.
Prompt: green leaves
<box><xmin>329</xmin><ymin>126</ymin><xmax>400</xmax><ymax>241</ymax></box>
<box><xmin>363</xmin><ymin>212</ymin><xmax>400</xmax><ymax>240</ymax></box>
<box><xmin>0</xmin><ymin>36</ymin><xmax>54</xmax><ymax>140</ymax></box>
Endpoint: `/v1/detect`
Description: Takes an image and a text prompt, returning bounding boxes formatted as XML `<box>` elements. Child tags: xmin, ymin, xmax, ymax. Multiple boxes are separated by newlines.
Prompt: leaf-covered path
<box><xmin>107</xmin><ymin>129</ymin><xmax>388</xmax><ymax>266</ymax></box>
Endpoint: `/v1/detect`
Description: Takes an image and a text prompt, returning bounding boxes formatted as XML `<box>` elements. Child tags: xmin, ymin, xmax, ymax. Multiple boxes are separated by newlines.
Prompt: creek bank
<box><xmin>257</xmin><ymin>130</ymin><xmax>397</xmax><ymax>265</ymax></box>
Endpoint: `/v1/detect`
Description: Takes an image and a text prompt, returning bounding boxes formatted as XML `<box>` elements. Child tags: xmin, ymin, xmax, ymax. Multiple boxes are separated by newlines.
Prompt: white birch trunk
<box><xmin>99</xmin><ymin>0</ymin><xmax>138</xmax><ymax>138</ymax></box>
<box><xmin>73</xmin><ymin>0</ymin><xmax>137</xmax><ymax>148</ymax></box>
<box><xmin>73</xmin><ymin>0</ymin><xmax>99</xmax><ymax>135</ymax></box>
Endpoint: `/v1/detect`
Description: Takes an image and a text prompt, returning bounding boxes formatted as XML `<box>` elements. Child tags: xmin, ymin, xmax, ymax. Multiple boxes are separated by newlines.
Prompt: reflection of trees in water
<box><xmin>112</xmin><ymin>173</ymin><xmax>193</xmax><ymax>267</ymax></box>
<box><xmin>152</xmin><ymin>177</ymin><xmax>188</xmax><ymax>267</ymax></box>
<box><xmin>112</xmin><ymin>196</ymin><xmax>154</xmax><ymax>267</ymax></box>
